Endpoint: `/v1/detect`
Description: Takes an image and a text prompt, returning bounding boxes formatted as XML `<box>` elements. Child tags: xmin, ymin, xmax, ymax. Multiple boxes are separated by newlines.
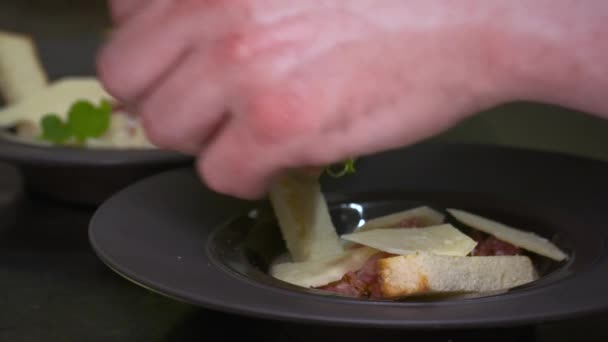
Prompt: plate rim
<box><xmin>0</xmin><ymin>135</ymin><xmax>193</xmax><ymax>166</ymax></box>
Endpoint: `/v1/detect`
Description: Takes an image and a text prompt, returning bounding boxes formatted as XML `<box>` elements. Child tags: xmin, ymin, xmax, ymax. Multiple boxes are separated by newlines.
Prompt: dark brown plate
<box><xmin>89</xmin><ymin>143</ymin><xmax>608</xmax><ymax>329</ymax></box>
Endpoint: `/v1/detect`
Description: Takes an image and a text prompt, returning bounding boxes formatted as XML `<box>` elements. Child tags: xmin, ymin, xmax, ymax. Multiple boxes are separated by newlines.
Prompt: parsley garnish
<box><xmin>325</xmin><ymin>158</ymin><xmax>357</xmax><ymax>178</ymax></box>
<box><xmin>40</xmin><ymin>115</ymin><xmax>71</xmax><ymax>144</ymax></box>
<box><xmin>39</xmin><ymin>99</ymin><xmax>112</xmax><ymax>145</ymax></box>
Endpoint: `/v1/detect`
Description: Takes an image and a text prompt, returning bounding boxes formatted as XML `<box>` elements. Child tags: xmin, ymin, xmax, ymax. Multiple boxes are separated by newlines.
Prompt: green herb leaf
<box><xmin>67</xmin><ymin>99</ymin><xmax>112</xmax><ymax>143</ymax></box>
<box><xmin>325</xmin><ymin>158</ymin><xmax>357</xmax><ymax>178</ymax></box>
<box><xmin>40</xmin><ymin>114</ymin><xmax>72</xmax><ymax>144</ymax></box>
<box><xmin>38</xmin><ymin>99</ymin><xmax>113</xmax><ymax>145</ymax></box>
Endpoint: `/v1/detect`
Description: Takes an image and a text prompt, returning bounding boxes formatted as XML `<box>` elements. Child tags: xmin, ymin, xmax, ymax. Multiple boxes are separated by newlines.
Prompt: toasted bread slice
<box><xmin>378</xmin><ymin>253</ymin><xmax>538</xmax><ymax>298</ymax></box>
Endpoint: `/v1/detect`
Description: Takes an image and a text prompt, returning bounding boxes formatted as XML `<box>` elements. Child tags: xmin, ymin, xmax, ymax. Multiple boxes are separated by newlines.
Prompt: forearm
<box><xmin>489</xmin><ymin>1</ymin><xmax>608</xmax><ymax>117</ymax></box>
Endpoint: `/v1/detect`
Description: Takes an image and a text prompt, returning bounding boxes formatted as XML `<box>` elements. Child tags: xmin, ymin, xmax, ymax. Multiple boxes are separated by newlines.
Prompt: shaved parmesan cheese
<box><xmin>269</xmin><ymin>172</ymin><xmax>343</xmax><ymax>262</ymax></box>
<box><xmin>0</xmin><ymin>77</ymin><xmax>113</xmax><ymax>129</ymax></box>
<box><xmin>356</xmin><ymin>206</ymin><xmax>445</xmax><ymax>233</ymax></box>
<box><xmin>270</xmin><ymin>247</ymin><xmax>379</xmax><ymax>288</ymax></box>
<box><xmin>0</xmin><ymin>30</ymin><xmax>48</xmax><ymax>104</ymax></box>
<box><xmin>341</xmin><ymin>224</ymin><xmax>477</xmax><ymax>257</ymax></box>
<box><xmin>447</xmin><ymin>209</ymin><xmax>568</xmax><ymax>261</ymax></box>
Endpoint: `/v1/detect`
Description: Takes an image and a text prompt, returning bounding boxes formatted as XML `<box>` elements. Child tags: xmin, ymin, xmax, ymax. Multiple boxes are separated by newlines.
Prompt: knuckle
<box><xmin>244</xmin><ymin>88</ymin><xmax>318</xmax><ymax>144</ymax></box>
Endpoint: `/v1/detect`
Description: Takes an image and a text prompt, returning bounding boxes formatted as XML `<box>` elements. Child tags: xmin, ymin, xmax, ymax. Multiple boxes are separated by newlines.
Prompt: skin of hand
<box><xmin>97</xmin><ymin>0</ymin><xmax>608</xmax><ymax>199</ymax></box>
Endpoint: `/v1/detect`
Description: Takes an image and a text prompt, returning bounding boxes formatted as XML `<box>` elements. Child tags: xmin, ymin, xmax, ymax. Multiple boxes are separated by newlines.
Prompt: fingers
<box><xmin>137</xmin><ymin>47</ymin><xmax>228</xmax><ymax>155</ymax></box>
<box><xmin>97</xmin><ymin>0</ymin><xmax>192</xmax><ymax>103</ymax></box>
<box><xmin>196</xmin><ymin>84</ymin><xmax>326</xmax><ymax>199</ymax></box>
<box><xmin>99</xmin><ymin>0</ymin><xmax>401</xmax><ymax>200</ymax></box>
<box><xmin>196</xmin><ymin>119</ymin><xmax>280</xmax><ymax>200</ymax></box>
<box><xmin>98</xmin><ymin>0</ymin><xmax>253</xmax><ymax>106</ymax></box>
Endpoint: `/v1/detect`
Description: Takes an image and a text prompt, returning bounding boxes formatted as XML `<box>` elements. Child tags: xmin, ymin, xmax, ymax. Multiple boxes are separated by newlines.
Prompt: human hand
<box><xmin>97</xmin><ymin>0</ymin><xmax>520</xmax><ymax>199</ymax></box>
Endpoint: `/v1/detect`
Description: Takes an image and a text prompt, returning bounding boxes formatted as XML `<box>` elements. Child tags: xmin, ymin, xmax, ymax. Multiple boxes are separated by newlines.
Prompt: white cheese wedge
<box><xmin>0</xmin><ymin>77</ymin><xmax>113</xmax><ymax>129</ymax></box>
<box><xmin>270</xmin><ymin>246</ymin><xmax>379</xmax><ymax>288</ymax></box>
<box><xmin>0</xmin><ymin>30</ymin><xmax>48</xmax><ymax>104</ymax></box>
<box><xmin>341</xmin><ymin>224</ymin><xmax>477</xmax><ymax>257</ymax></box>
<box><xmin>447</xmin><ymin>208</ymin><xmax>568</xmax><ymax>261</ymax></box>
<box><xmin>269</xmin><ymin>172</ymin><xmax>344</xmax><ymax>262</ymax></box>
<box><xmin>355</xmin><ymin>206</ymin><xmax>445</xmax><ymax>233</ymax></box>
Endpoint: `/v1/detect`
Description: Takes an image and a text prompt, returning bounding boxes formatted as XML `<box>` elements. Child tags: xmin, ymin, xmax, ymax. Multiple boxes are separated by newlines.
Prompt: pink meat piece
<box><xmin>472</xmin><ymin>236</ymin><xmax>521</xmax><ymax>256</ymax></box>
<box><xmin>396</xmin><ymin>217</ymin><xmax>427</xmax><ymax>227</ymax></box>
<box><xmin>316</xmin><ymin>252</ymin><xmax>393</xmax><ymax>298</ymax></box>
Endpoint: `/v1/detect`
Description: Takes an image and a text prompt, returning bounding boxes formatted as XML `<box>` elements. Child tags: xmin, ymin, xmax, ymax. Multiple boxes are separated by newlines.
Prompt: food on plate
<box><xmin>340</xmin><ymin>224</ymin><xmax>477</xmax><ymax>257</ymax></box>
<box><xmin>269</xmin><ymin>186</ymin><xmax>567</xmax><ymax>299</ymax></box>
<box><xmin>340</xmin><ymin>205</ymin><xmax>446</xmax><ymax>250</ymax></box>
<box><xmin>0</xmin><ymin>77</ymin><xmax>153</xmax><ymax>149</ymax></box>
<box><xmin>0</xmin><ymin>30</ymin><xmax>48</xmax><ymax>104</ymax></box>
<box><xmin>270</xmin><ymin>246</ymin><xmax>378</xmax><ymax>288</ymax></box>
<box><xmin>268</xmin><ymin>170</ymin><xmax>344</xmax><ymax>262</ymax></box>
<box><xmin>447</xmin><ymin>208</ymin><xmax>568</xmax><ymax>261</ymax></box>
<box><xmin>354</xmin><ymin>206</ymin><xmax>445</xmax><ymax>233</ymax></box>
<box><xmin>0</xmin><ymin>30</ymin><xmax>154</xmax><ymax>149</ymax></box>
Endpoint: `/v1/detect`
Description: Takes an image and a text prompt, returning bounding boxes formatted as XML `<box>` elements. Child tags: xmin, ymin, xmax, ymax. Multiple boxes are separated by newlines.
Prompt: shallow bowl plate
<box><xmin>89</xmin><ymin>143</ymin><xmax>608</xmax><ymax>329</ymax></box>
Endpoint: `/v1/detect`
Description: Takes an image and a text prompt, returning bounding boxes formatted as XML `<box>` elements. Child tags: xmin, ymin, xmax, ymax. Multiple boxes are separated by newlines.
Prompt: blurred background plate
<box><xmin>0</xmin><ymin>2</ymin><xmax>193</xmax><ymax>205</ymax></box>
<box><xmin>0</xmin><ymin>137</ymin><xmax>192</xmax><ymax>206</ymax></box>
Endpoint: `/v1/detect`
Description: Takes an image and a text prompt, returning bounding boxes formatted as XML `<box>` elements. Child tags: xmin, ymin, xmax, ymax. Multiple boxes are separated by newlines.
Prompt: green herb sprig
<box><xmin>325</xmin><ymin>158</ymin><xmax>357</xmax><ymax>178</ymax></box>
<box><xmin>40</xmin><ymin>99</ymin><xmax>112</xmax><ymax>145</ymax></box>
